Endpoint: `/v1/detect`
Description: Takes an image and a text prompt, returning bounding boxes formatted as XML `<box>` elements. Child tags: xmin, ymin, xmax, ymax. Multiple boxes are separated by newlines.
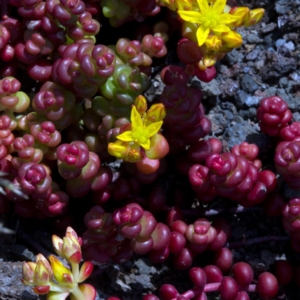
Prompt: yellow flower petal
<box><xmin>134</xmin><ymin>95</ymin><xmax>147</xmax><ymax>115</ymax></box>
<box><xmin>131</xmin><ymin>106</ymin><xmax>143</xmax><ymax>129</ymax></box>
<box><xmin>108</xmin><ymin>141</ymin><xmax>129</xmax><ymax>159</ymax></box>
<box><xmin>212</xmin><ymin>24</ymin><xmax>231</xmax><ymax>32</ymax></box>
<box><xmin>196</xmin><ymin>26</ymin><xmax>210</xmax><ymax>46</ymax></box>
<box><xmin>116</xmin><ymin>131</ymin><xmax>134</xmax><ymax>142</ymax></box>
<box><xmin>176</xmin><ymin>0</ymin><xmax>193</xmax><ymax>10</ymax></box>
<box><xmin>177</xmin><ymin>10</ymin><xmax>202</xmax><ymax>22</ymax></box>
<box><xmin>49</xmin><ymin>255</ymin><xmax>73</xmax><ymax>287</ymax></box>
<box><xmin>197</xmin><ymin>0</ymin><xmax>209</xmax><ymax>12</ymax></box>
<box><xmin>246</xmin><ymin>8</ymin><xmax>265</xmax><ymax>26</ymax></box>
<box><xmin>213</xmin><ymin>0</ymin><xmax>226</xmax><ymax>14</ymax></box>
<box><xmin>205</xmin><ymin>35</ymin><xmax>222</xmax><ymax>51</ymax></box>
<box><xmin>146</xmin><ymin>121</ymin><xmax>163</xmax><ymax>138</ymax></box>
<box><xmin>219</xmin><ymin>14</ymin><xmax>240</xmax><ymax>24</ymax></box>
<box><xmin>140</xmin><ymin>139</ymin><xmax>151</xmax><ymax>150</ymax></box>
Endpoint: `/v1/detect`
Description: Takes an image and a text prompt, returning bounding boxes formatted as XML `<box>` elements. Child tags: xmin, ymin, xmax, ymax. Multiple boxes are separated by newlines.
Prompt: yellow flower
<box><xmin>108</xmin><ymin>140</ymin><xmax>141</xmax><ymax>162</ymax></box>
<box><xmin>177</xmin><ymin>0</ymin><xmax>239</xmax><ymax>46</ymax></box>
<box><xmin>49</xmin><ymin>255</ymin><xmax>73</xmax><ymax>287</ymax></box>
<box><xmin>116</xmin><ymin>106</ymin><xmax>163</xmax><ymax>150</ymax></box>
<box><xmin>245</xmin><ymin>8</ymin><xmax>265</xmax><ymax>26</ymax></box>
<box><xmin>204</xmin><ymin>35</ymin><xmax>222</xmax><ymax>51</ymax></box>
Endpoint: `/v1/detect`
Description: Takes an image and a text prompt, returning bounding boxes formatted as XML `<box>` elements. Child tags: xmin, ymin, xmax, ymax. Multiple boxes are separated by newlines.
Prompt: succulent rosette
<box><xmin>257</xmin><ymin>96</ymin><xmax>292</xmax><ymax>136</ymax></box>
<box><xmin>275</xmin><ymin>140</ymin><xmax>300</xmax><ymax>189</ymax></box>
<box><xmin>0</xmin><ymin>77</ymin><xmax>30</xmax><ymax>113</ymax></box>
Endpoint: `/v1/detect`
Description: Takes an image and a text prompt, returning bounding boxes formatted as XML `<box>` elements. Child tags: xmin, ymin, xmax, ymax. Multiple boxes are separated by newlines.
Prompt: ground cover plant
<box><xmin>0</xmin><ymin>0</ymin><xmax>300</xmax><ymax>299</ymax></box>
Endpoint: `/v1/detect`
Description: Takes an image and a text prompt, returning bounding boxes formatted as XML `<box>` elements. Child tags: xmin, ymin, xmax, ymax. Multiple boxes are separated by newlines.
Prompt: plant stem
<box><xmin>70</xmin><ymin>286</ymin><xmax>86</xmax><ymax>300</ymax></box>
<box><xmin>171</xmin><ymin>283</ymin><xmax>258</xmax><ymax>300</ymax></box>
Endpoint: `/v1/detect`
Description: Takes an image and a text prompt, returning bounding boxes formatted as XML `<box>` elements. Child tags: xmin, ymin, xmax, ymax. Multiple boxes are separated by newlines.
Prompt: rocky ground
<box><xmin>0</xmin><ymin>0</ymin><xmax>300</xmax><ymax>299</ymax></box>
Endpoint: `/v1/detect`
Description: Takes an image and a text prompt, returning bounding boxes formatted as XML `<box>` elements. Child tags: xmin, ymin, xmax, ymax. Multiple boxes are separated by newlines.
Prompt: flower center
<box><xmin>132</xmin><ymin>127</ymin><xmax>148</xmax><ymax>145</ymax></box>
<box><xmin>201</xmin><ymin>11</ymin><xmax>219</xmax><ymax>28</ymax></box>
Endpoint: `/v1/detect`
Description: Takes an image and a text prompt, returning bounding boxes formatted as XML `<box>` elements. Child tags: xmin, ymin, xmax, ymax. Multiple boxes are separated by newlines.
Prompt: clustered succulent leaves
<box><xmin>0</xmin><ymin>0</ymin><xmax>297</xmax><ymax>299</ymax></box>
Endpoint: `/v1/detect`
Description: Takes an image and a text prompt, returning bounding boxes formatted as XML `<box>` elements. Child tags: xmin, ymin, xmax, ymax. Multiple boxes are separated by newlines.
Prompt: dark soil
<box><xmin>1</xmin><ymin>0</ymin><xmax>300</xmax><ymax>299</ymax></box>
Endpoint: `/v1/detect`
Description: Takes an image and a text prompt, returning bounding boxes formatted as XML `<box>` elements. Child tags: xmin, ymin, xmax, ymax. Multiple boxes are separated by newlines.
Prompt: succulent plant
<box><xmin>22</xmin><ymin>227</ymin><xmax>96</xmax><ymax>300</ymax></box>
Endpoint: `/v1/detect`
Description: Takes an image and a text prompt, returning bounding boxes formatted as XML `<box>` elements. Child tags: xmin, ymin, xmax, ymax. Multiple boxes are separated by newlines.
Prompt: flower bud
<box><xmin>229</xmin><ymin>7</ymin><xmax>250</xmax><ymax>27</ymax></box>
<box><xmin>198</xmin><ymin>53</ymin><xmax>217</xmax><ymax>71</ymax></box>
<box><xmin>21</xmin><ymin>262</ymin><xmax>36</xmax><ymax>285</ymax></box>
<box><xmin>204</xmin><ymin>35</ymin><xmax>222</xmax><ymax>52</ymax></box>
<box><xmin>34</xmin><ymin>260</ymin><xmax>51</xmax><ymax>286</ymax></box>
<box><xmin>52</xmin><ymin>235</ymin><xmax>64</xmax><ymax>257</ymax></box>
<box><xmin>134</xmin><ymin>95</ymin><xmax>148</xmax><ymax>115</ymax></box>
<box><xmin>36</xmin><ymin>254</ymin><xmax>53</xmax><ymax>277</ymax></box>
<box><xmin>62</xmin><ymin>237</ymin><xmax>82</xmax><ymax>264</ymax></box>
<box><xmin>49</xmin><ymin>255</ymin><xmax>74</xmax><ymax>287</ymax></box>
<box><xmin>221</xmin><ymin>31</ymin><xmax>243</xmax><ymax>50</ymax></box>
<box><xmin>146</xmin><ymin>103</ymin><xmax>166</xmax><ymax>125</ymax></box>
<box><xmin>32</xmin><ymin>285</ymin><xmax>50</xmax><ymax>295</ymax></box>
<box><xmin>245</xmin><ymin>8</ymin><xmax>265</xmax><ymax>26</ymax></box>
<box><xmin>108</xmin><ymin>140</ymin><xmax>131</xmax><ymax>159</ymax></box>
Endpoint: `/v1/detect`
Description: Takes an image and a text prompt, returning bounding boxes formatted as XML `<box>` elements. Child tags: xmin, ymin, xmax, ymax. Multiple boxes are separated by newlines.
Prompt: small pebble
<box><xmin>275</xmin><ymin>38</ymin><xmax>286</xmax><ymax>49</ymax></box>
<box><xmin>284</xmin><ymin>41</ymin><xmax>295</xmax><ymax>51</ymax></box>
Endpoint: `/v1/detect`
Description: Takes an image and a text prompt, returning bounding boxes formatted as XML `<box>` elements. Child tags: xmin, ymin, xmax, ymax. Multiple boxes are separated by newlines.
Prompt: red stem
<box><xmin>171</xmin><ymin>284</ymin><xmax>258</xmax><ymax>300</ymax></box>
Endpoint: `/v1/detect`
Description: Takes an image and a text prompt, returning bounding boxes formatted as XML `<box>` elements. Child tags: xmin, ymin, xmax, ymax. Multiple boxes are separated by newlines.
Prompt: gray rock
<box><xmin>263</xmin><ymin>34</ymin><xmax>274</xmax><ymax>48</ymax></box>
<box><xmin>0</xmin><ymin>262</ymin><xmax>42</xmax><ymax>300</ymax></box>
<box><xmin>275</xmin><ymin>39</ymin><xmax>286</xmax><ymax>49</ymax></box>
<box><xmin>239</xmin><ymin>108</ymin><xmax>257</xmax><ymax>120</ymax></box>
<box><xmin>240</xmin><ymin>74</ymin><xmax>259</xmax><ymax>93</ymax></box>
<box><xmin>115</xmin><ymin>279</ymin><xmax>132</xmax><ymax>292</ymax></box>
<box><xmin>290</xmin><ymin>72</ymin><xmax>300</xmax><ymax>83</ymax></box>
<box><xmin>192</xmin><ymin>79</ymin><xmax>221</xmax><ymax>98</ymax></box>
<box><xmin>133</xmin><ymin>258</ymin><xmax>156</xmax><ymax>275</ymax></box>
<box><xmin>278</xmin><ymin>90</ymin><xmax>300</xmax><ymax>112</ymax></box>
<box><xmin>254</xmin><ymin>60</ymin><xmax>265</xmax><ymax>71</ymax></box>
<box><xmin>245</xmin><ymin>48</ymin><xmax>260</xmax><ymax>61</ymax></box>
<box><xmin>224</xmin><ymin>49</ymin><xmax>243</xmax><ymax>65</ymax></box>
<box><xmin>261</xmin><ymin>22</ymin><xmax>277</xmax><ymax>34</ymax></box>
<box><xmin>283</xmin><ymin>33</ymin><xmax>299</xmax><ymax>42</ymax></box>
<box><xmin>129</xmin><ymin>274</ymin><xmax>154</xmax><ymax>290</ymax></box>
<box><xmin>260</xmin><ymin>52</ymin><xmax>297</xmax><ymax>82</ymax></box>
<box><xmin>244</xmin><ymin>95</ymin><xmax>260</xmax><ymax>107</ymax></box>
<box><xmin>279</xmin><ymin>77</ymin><xmax>288</xmax><ymax>88</ymax></box>
<box><xmin>292</xmin><ymin>112</ymin><xmax>300</xmax><ymax>122</ymax></box>
<box><xmin>276</xmin><ymin>88</ymin><xmax>291</xmax><ymax>105</ymax></box>
<box><xmin>275</xmin><ymin>0</ymin><xmax>294</xmax><ymax>14</ymax></box>
<box><xmin>247</xmin><ymin>33</ymin><xmax>262</xmax><ymax>44</ymax></box>
<box><xmin>264</xmin><ymin>86</ymin><xmax>277</xmax><ymax>97</ymax></box>
<box><xmin>223</xmin><ymin>119</ymin><xmax>259</xmax><ymax>149</ymax></box>
<box><xmin>207</xmin><ymin>111</ymin><xmax>229</xmax><ymax>135</ymax></box>
<box><xmin>219</xmin><ymin>79</ymin><xmax>239</xmax><ymax>98</ymax></box>
<box><xmin>284</xmin><ymin>41</ymin><xmax>295</xmax><ymax>51</ymax></box>
<box><xmin>234</xmin><ymin>90</ymin><xmax>251</xmax><ymax>108</ymax></box>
